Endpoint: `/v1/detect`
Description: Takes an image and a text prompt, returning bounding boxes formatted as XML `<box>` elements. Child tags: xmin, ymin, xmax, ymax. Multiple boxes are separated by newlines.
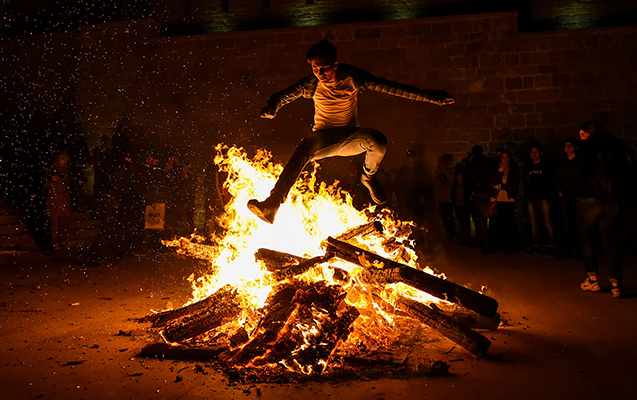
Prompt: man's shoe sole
<box><xmin>247</xmin><ymin>200</ymin><xmax>276</xmax><ymax>224</ymax></box>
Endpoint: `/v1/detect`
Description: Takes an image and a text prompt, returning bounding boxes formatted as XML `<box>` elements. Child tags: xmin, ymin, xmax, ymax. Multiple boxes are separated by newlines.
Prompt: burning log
<box><xmin>254</xmin><ymin>248</ymin><xmax>305</xmax><ymax>269</ymax></box>
<box><xmin>161</xmin><ymin>286</ymin><xmax>242</xmax><ymax>343</ymax></box>
<box><xmin>325</xmin><ymin>237</ymin><xmax>499</xmax><ymax>318</ymax></box>
<box><xmin>254</xmin><ymin>248</ymin><xmax>333</xmax><ymax>281</ymax></box>
<box><xmin>258</xmin><ymin>283</ymin><xmax>359</xmax><ymax>374</ymax></box>
<box><xmin>228</xmin><ymin>282</ymin><xmax>300</xmax><ymax>365</ymax></box>
<box><xmin>135</xmin><ymin>284</ymin><xmax>237</xmax><ymax>327</ymax></box>
<box><xmin>392</xmin><ymin>296</ymin><xmax>491</xmax><ymax>356</ymax></box>
<box><xmin>335</xmin><ymin>220</ymin><xmax>383</xmax><ymax>241</ymax></box>
<box><xmin>228</xmin><ymin>280</ymin><xmax>360</xmax><ymax>377</ymax></box>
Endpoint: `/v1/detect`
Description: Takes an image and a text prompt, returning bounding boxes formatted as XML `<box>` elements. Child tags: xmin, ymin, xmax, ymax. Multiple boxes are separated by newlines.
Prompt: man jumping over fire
<box><xmin>248</xmin><ymin>39</ymin><xmax>455</xmax><ymax>224</ymax></box>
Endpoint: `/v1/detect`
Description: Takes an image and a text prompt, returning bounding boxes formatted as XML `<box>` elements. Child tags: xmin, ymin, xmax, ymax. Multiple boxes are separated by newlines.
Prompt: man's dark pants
<box><xmin>576</xmin><ymin>198</ymin><xmax>623</xmax><ymax>283</ymax></box>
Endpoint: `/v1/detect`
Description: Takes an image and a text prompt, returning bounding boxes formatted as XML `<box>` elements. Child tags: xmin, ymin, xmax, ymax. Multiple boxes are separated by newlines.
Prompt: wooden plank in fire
<box><xmin>254</xmin><ymin>249</ymin><xmax>333</xmax><ymax>281</ymax></box>
<box><xmin>258</xmin><ymin>283</ymin><xmax>359</xmax><ymax>374</ymax></box>
<box><xmin>161</xmin><ymin>286</ymin><xmax>242</xmax><ymax>343</ymax></box>
<box><xmin>324</xmin><ymin>236</ymin><xmax>499</xmax><ymax>318</ymax></box>
<box><xmin>334</xmin><ymin>220</ymin><xmax>383</xmax><ymax>241</ymax></box>
<box><xmin>392</xmin><ymin>295</ymin><xmax>491</xmax><ymax>356</ymax></box>
<box><xmin>227</xmin><ymin>282</ymin><xmax>300</xmax><ymax>365</ymax></box>
<box><xmin>134</xmin><ymin>284</ymin><xmax>237</xmax><ymax>327</ymax></box>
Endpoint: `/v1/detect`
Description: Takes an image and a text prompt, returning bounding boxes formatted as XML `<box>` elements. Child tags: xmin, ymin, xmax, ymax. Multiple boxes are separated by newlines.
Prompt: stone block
<box><xmin>526</xmin><ymin>113</ymin><xmax>541</xmax><ymax>127</ymax></box>
<box><xmin>355</xmin><ymin>27</ymin><xmax>381</xmax><ymax>40</ymax></box>
<box><xmin>473</xmin><ymin>115</ymin><xmax>495</xmax><ymax>129</ymax></box>
<box><xmin>505</xmin><ymin>77</ymin><xmax>523</xmax><ymax>91</ymax></box>
<box><xmin>542</xmin><ymin>112</ymin><xmax>571</xmax><ymax>127</ymax></box>
<box><xmin>552</xmin><ymin>74</ymin><xmax>572</xmax><ymax>88</ymax></box>
<box><xmin>537</xmin><ymin>88</ymin><xmax>561</xmax><ymax>103</ymax></box>
<box><xmin>518</xmin><ymin>89</ymin><xmax>539</xmax><ymax>103</ymax></box>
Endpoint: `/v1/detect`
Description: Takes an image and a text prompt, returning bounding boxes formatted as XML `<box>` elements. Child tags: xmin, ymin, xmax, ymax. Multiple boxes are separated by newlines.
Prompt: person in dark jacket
<box><xmin>247</xmin><ymin>39</ymin><xmax>455</xmax><ymax>224</ymax></box>
<box><xmin>576</xmin><ymin>121</ymin><xmax>629</xmax><ymax>298</ymax></box>
<box><xmin>487</xmin><ymin>150</ymin><xmax>519</xmax><ymax>254</ymax></box>
<box><xmin>465</xmin><ymin>145</ymin><xmax>497</xmax><ymax>252</ymax></box>
<box><xmin>556</xmin><ymin>137</ymin><xmax>583</xmax><ymax>258</ymax></box>
<box><xmin>451</xmin><ymin>168</ymin><xmax>471</xmax><ymax>245</ymax></box>
<box><xmin>524</xmin><ymin>142</ymin><xmax>557</xmax><ymax>256</ymax></box>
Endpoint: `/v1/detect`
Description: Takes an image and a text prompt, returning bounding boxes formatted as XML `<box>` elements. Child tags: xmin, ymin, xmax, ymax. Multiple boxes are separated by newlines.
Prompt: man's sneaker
<box><xmin>247</xmin><ymin>194</ymin><xmax>283</xmax><ymax>224</ymax></box>
<box><xmin>580</xmin><ymin>277</ymin><xmax>601</xmax><ymax>292</ymax></box>
<box><xmin>361</xmin><ymin>173</ymin><xmax>387</xmax><ymax>205</ymax></box>
<box><xmin>611</xmin><ymin>283</ymin><xmax>622</xmax><ymax>298</ymax></box>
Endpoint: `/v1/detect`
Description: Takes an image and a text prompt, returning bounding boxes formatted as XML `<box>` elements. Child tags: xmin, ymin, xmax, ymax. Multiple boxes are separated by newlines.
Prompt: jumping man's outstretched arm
<box><xmin>260</xmin><ymin>75</ymin><xmax>317</xmax><ymax>118</ymax></box>
<box><xmin>344</xmin><ymin>64</ymin><xmax>455</xmax><ymax>106</ymax></box>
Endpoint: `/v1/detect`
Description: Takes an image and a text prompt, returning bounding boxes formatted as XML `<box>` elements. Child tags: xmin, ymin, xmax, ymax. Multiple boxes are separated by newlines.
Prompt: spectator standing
<box><xmin>43</xmin><ymin>151</ymin><xmax>72</xmax><ymax>250</ymax></box>
<box><xmin>174</xmin><ymin>161</ymin><xmax>197</xmax><ymax>236</ymax></box>
<box><xmin>83</xmin><ymin>149</ymin><xmax>126</xmax><ymax>265</ymax></box>
<box><xmin>556</xmin><ymin>137</ymin><xmax>582</xmax><ymax>258</ymax></box>
<box><xmin>465</xmin><ymin>145</ymin><xmax>496</xmax><ymax>252</ymax></box>
<box><xmin>433</xmin><ymin>156</ymin><xmax>455</xmax><ymax>240</ymax></box>
<box><xmin>66</xmin><ymin>125</ymin><xmax>89</xmax><ymax>211</ymax></box>
<box><xmin>451</xmin><ymin>168</ymin><xmax>471</xmax><ymax>245</ymax></box>
<box><xmin>488</xmin><ymin>150</ymin><xmax>519</xmax><ymax>254</ymax></box>
<box><xmin>524</xmin><ymin>143</ymin><xmax>557</xmax><ymax>256</ymax></box>
<box><xmin>202</xmin><ymin>150</ymin><xmax>230</xmax><ymax>238</ymax></box>
<box><xmin>163</xmin><ymin>154</ymin><xmax>181</xmax><ymax>238</ymax></box>
<box><xmin>143</xmin><ymin>151</ymin><xmax>169</xmax><ymax>253</ymax></box>
<box><xmin>118</xmin><ymin>150</ymin><xmax>146</xmax><ymax>255</ymax></box>
<box><xmin>576</xmin><ymin>121</ymin><xmax>629</xmax><ymax>298</ymax></box>
<box><xmin>395</xmin><ymin>150</ymin><xmax>427</xmax><ymax>224</ymax></box>
<box><xmin>90</xmin><ymin>135</ymin><xmax>112</xmax><ymax>215</ymax></box>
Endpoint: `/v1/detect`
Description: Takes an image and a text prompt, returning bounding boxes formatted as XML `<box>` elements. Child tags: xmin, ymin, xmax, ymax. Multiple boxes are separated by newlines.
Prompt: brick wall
<box><xmin>2</xmin><ymin>11</ymin><xmax>636</xmax><ymax>179</ymax></box>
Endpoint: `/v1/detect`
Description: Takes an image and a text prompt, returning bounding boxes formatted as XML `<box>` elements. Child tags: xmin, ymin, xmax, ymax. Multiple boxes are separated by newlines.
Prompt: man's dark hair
<box><xmin>564</xmin><ymin>137</ymin><xmax>578</xmax><ymax>146</ymax></box>
<box><xmin>471</xmin><ymin>145</ymin><xmax>483</xmax><ymax>155</ymax></box>
<box><xmin>578</xmin><ymin>120</ymin><xmax>606</xmax><ymax>137</ymax></box>
<box><xmin>306</xmin><ymin>40</ymin><xmax>337</xmax><ymax>63</ymax></box>
<box><xmin>529</xmin><ymin>142</ymin><xmax>543</xmax><ymax>153</ymax></box>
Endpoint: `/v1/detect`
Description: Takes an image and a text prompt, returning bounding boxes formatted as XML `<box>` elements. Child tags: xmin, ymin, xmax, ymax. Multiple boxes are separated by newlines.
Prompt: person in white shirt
<box><xmin>248</xmin><ymin>39</ymin><xmax>455</xmax><ymax>223</ymax></box>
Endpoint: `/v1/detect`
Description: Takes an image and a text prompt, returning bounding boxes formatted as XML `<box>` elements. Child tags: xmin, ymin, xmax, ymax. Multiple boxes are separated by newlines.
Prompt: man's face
<box><xmin>310</xmin><ymin>57</ymin><xmax>338</xmax><ymax>83</ymax></box>
<box><xmin>530</xmin><ymin>147</ymin><xmax>541</xmax><ymax>162</ymax></box>
<box><xmin>564</xmin><ymin>142</ymin><xmax>576</xmax><ymax>155</ymax></box>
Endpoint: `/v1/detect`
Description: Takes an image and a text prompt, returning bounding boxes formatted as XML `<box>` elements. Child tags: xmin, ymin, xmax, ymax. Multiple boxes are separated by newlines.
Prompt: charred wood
<box><xmin>325</xmin><ymin>237</ymin><xmax>499</xmax><ymax>318</ymax></box>
<box><xmin>135</xmin><ymin>284</ymin><xmax>237</xmax><ymax>327</ymax></box>
<box><xmin>393</xmin><ymin>296</ymin><xmax>491</xmax><ymax>356</ymax></box>
<box><xmin>228</xmin><ymin>282</ymin><xmax>300</xmax><ymax>365</ymax></box>
<box><xmin>161</xmin><ymin>287</ymin><xmax>242</xmax><ymax>343</ymax></box>
<box><xmin>443</xmin><ymin>311</ymin><xmax>501</xmax><ymax>331</ymax></box>
<box><xmin>254</xmin><ymin>249</ymin><xmax>333</xmax><ymax>281</ymax></box>
<box><xmin>137</xmin><ymin>342</ymin><xmax>229</xmax><ymax>361</ymax></box>
<box><xmin>269</xmin><ymin>254</ymin><xmax>333</xmax><ymax>281</ymax></box>
<box><xmin>254</xmin><ymin>248</ymin><xmax>305</xmax><ymax>271</ymax></box>
<box><xmin>251</xmin><ymin>283</ymin><xmax>359</xmax><ymax>375</ymax></box>
<box><xmin>335</xmin><ymin>220</ymin><xmax>383</xmax><ymax>241</ymax></box>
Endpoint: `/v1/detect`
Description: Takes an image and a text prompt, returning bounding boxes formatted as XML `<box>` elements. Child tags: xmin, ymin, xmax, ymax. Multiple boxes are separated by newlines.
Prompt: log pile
<box><xmin>135</xmin><ymin>222</ymin><xmax>500</xmax><ymax>382</ymax></box>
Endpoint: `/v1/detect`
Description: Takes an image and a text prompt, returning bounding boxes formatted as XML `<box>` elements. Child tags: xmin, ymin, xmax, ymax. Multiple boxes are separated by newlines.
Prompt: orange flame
<box><xmin>164</xmin><ymin>144</ymin><xmax>450</xmax><ymax>373</ymax></box>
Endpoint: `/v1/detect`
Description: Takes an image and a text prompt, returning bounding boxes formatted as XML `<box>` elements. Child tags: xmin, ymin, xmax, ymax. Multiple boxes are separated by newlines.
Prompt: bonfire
<box><xmin>134</xmin><ymin>145</ymin><xmax>499</xmax><ymax>382</ymax></box>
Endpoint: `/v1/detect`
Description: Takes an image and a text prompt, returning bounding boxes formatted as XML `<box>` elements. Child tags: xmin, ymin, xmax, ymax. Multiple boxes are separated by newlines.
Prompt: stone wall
<box><xmin>2</xmin><ymin>11</ymin><xmax>636</xmax><ymax>178</ymax></box>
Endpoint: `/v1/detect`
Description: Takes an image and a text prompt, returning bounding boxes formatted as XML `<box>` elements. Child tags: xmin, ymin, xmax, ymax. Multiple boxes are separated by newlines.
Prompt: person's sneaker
<box><xmin>525</xmin><ymin>246</ymin><xmax>540</xmax><ymax>256</ymax></box>
<box><xmin>361</xmin><ymin>173</ymin><xmax>387</xmax><ymax>205</ymax></box>
<box><xmin>247</xmin><ymin>194</ymin><xmax>283</xmax><ymax>224</ymax></box>
<box><xmin>611</xmin><ymin>283</ymin><xmax>622</xmax><ymax>298</ymax></box>
<box><xmin>580</xmin><ymin>277</ymin><xmax>601</xmax><ymax>292</ymax></box>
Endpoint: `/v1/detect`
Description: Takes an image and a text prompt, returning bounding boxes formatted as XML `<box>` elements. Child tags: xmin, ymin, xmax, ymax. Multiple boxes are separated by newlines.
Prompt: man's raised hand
<box><xmin>433</xmin><ymin>90</ymin><xmax>455</xmax><ymax>106</ymax></box>
<box><xmin>260</xmin><ymin>106</ymin><xmax>276</xmax><ymax>119</ymax></box>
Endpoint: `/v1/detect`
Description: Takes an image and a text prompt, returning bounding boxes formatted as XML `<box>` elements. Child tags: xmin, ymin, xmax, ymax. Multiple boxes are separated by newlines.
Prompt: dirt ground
<box><xmin>1</xmin><ymin>236</ymin><xmax>636</xmax><ymax>400</ymax></box>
